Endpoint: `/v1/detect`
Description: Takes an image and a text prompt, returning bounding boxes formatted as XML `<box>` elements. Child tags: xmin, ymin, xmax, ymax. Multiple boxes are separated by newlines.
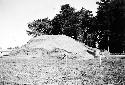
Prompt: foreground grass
<box><xmin>0</xmin><ymin>55</ymin><xmax>125</xmax><ymax>85</ymax></box>
<box><xmin>102</xmin><ymin>56</ymin><xmax>125</xmax><ymax>85</ymax></box>
<box><xmin>82</xmin><ymin>56</ymin><xmax>125</xmax><ymax>85</ymax></box>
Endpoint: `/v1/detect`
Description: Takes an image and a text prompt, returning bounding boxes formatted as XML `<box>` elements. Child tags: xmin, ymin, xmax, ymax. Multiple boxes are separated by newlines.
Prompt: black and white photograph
<box><xmin>0</xmin><ymin>0</ymin><xmax>125</xmax><ymax>85</ymax></box>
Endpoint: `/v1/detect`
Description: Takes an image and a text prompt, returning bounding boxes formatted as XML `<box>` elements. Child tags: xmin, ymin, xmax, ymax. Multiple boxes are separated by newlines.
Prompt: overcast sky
<box><xmin>0</xmin><ymin>0</ymin><xmax>99</xmax><ymax>49</ymax></box>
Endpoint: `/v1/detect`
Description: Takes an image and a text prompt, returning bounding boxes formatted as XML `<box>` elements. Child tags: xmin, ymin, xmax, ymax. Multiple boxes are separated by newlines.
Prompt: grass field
<box><xmin>0</xmin><ymin>54</ymin><xmax>125</xmax><ymax>85</ymax></box>
<box><xmin>101</xmin><ymin>55</ymin><xmax>125</xmax><ymax>85</ymax></box>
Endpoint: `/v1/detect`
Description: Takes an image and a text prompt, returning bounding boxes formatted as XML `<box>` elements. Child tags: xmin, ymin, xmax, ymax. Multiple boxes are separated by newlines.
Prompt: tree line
<box><xmin>26</xmin><ymin>0</ymin><xmax>125</xmax><ymax>53</ymax></box>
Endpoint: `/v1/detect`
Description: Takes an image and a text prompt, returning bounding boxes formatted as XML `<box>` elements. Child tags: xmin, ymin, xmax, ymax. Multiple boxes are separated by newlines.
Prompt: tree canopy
<box><xmin>27</xmin><ymin>1</ymin><xmax>125</xmax><ymax>53</ymax></box>
<box><xmin>96</xmin><ymin>0</ymin><xmax>125</xmax><ymax>53</ymax></box>
<box><xmin>27</xmin><ymin>18</ymin><xmax>53</xmax><ymax>37</ymax></box>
